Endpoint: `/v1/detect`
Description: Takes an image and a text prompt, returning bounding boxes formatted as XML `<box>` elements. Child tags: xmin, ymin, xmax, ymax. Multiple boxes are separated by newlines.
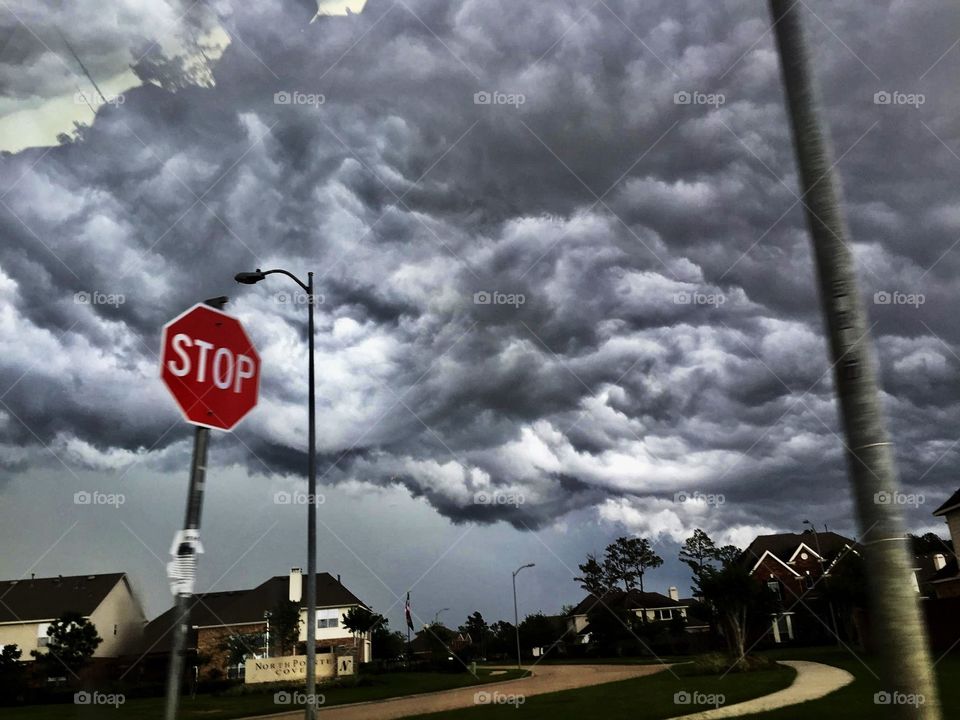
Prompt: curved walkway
<box><xmin>252</xmin><ymin>663</ymin><xmax>669</xmax><ymax>720</ymax></box>
<box><xmin>666</xmin><ymin>660</ymin><xmax>854</xmax><ymax>720</ymax></box>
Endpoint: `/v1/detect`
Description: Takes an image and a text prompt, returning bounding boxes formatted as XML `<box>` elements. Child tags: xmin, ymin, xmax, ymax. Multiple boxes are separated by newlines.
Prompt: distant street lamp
<box><xmin>235</xmin><ymin>268</ymin><xmax>317</xmax><ymax>720</ymax></box>
<box><xmin>264</xmin><ymin>610</ymin><xmax>272</xmax><ymax>658</ymax></box>
<box><xmin>433</xmin><ymin>608</ymin><xmax>449</xmax><ymax>625</ymax></box>
<box><xmin>512</xmin><ymin>563</ymin><xmax>535</xmax><ymax>670</ymax></box>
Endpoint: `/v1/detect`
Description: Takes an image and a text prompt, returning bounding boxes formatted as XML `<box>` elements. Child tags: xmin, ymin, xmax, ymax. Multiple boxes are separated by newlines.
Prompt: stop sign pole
<box><xmin>160</xmin><ymin>296</ymin><xmax>260</xmax><ymax>720</ymax></box>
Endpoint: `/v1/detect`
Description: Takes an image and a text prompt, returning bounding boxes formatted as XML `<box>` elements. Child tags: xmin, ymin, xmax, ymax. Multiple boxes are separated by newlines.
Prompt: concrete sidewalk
<box><xmin>666</xmin><ymin>660</ymin><xmax>854</xmax><ymax>719</ymax></box>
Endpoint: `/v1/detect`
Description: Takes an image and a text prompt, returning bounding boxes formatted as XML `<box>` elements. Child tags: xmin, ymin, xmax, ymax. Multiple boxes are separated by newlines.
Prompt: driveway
<box><xmin>251</xmin><ymin>663</ymin><xmax>670</xmax><ymax>720</ymax></box>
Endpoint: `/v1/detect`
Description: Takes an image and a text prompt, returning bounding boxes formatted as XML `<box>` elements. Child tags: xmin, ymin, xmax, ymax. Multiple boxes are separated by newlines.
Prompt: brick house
<box><xmin>141</xmin><ymin>569</ymin><xmax>370</xmax><ymax>680</ymax></box>
<box><xmin>741</xmin><ymin>530</ymin><xmax>855</xmax><ymax>644</ymax></box>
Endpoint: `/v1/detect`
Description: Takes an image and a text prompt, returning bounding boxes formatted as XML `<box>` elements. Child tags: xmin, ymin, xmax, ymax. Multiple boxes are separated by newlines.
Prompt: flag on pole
<box><xmin>405</xmin><ymin>591</ymin><xmax>414</xmax><ymax>631</ymax></box>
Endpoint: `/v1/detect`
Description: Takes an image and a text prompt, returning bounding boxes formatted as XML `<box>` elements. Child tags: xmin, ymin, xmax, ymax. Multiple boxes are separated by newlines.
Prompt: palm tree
<box><xmin>768</xmin><ymin>2</ymin><xmax>940</xmax><ymax>717</ymax></box>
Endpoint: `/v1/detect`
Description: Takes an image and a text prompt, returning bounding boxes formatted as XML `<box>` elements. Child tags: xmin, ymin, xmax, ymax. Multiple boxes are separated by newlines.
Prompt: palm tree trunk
<box><xmin>768</xmin><ymin>2</ymin><xmax>940</xmax><ymax>717</ymax></box>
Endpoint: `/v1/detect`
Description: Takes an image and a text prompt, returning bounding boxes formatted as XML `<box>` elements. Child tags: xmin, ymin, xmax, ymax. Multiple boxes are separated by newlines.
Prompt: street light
<box><xmin>235</xmin><ymin>268</ymin><xmax>317</xmax><ymax>720</ymax></box>
<box><xmin>433</xmin><ymin>608</ymin><xmax>449</xmax><ymax>625</ymax></box>
<box><xmin>802</xmin><ymin>519</ymin><xmax>839</xmax><ymax>645</ymax></box>
<box><xmin>512</xmin><ymin>563</ymin><xmax>535</xmax><ymax>671</ymax></box>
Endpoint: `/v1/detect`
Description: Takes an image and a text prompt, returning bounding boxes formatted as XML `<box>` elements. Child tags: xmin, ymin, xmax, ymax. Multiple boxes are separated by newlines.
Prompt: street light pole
<box><xmin>433</xmin><ymin>608</ymin><xmax>449</xmax><ymax>626</ymax></box>
<box><xmin>235</xmin><ymin>269</ymin><xmax>317</xmax><ymax>720</ymax></box>
<box><xmin>512</xmin><ymin>563</ymin><xmax>534</xmax><ymax>671</ymax></box>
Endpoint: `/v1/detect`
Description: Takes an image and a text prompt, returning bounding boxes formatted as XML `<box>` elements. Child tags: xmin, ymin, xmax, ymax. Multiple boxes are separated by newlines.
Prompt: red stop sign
<box><xmin>160</xmin><ymin>304</ymin><xmax>261</xmax><ymax>430</ymax></box>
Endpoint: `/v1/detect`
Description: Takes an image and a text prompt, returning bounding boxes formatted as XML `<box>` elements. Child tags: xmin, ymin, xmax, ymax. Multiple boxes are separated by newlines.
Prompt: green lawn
<box><xmin>744</xmin><ymin>646</ymin><xmax>960</xmax><ymax>719</ymax></box>
<box><xmin>2</xmin><ymin>669</ymin><xmax>528</xmax><ymax>720</ymax></box>
<box><xmin>425</xmin><ymin>647</ymin><xmax>960</xmax><ymax>719</ymax></box>
<box><xmin>410</xmin><ymin>664</ymin><xmax>796</xmax><ymax>719</ymax></box>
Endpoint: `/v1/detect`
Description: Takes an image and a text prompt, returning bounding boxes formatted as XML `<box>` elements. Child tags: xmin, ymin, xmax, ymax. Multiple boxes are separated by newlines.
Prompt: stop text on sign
<box><xmin>166</xmin><ymin>334</ymin><xmax>257</xmax><ymax>394</ymax></box>
<box><xmin>160</xmin><ymin>303</ymin><xmax>261</xmax><ymax>431</ymax></box>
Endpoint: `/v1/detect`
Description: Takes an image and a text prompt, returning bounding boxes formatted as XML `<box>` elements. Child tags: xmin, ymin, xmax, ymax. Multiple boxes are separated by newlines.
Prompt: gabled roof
<box><xmin>568</xmin><ymin>589</ymin><xmax>686</xmax><ymax>616</ymax></box>
<box><xmin>741</xmin><ymin>531</ymin><xmax>854</xmax><ymax>568</ymax></box>
<box><xmin>788</xmin><ymin>542</ymin><xmax>822</xmax><ymax>563</ymax></box>
<box><xmin>141</xmin><ymin>572</ymin><xmax>366</xmax><ymax>653</ymax></box>
<box><xmin>0</xmin><ymin>573</ymin><xmax>126</xmax><ymax>623</ymax></box>
<box><xmin>749</xmin><ymin>549</ymin><xmax>801</xmax><ymax>577</ymax></box>
<box><xmin>933</xmin><ymin>488</ymin><xmax>960</xmax><ymax>517</ymax></box>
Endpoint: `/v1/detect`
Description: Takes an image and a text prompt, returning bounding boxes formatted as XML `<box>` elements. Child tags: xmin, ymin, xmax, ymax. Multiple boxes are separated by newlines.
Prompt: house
<box><xmin>566</xmin><ymin>586</ymin><xmax>694</xmax><ymax>644</ymax></box>
<box><xmin>141</xmin><ymin>569</ymin><xmax>370</xmax><ymax>680</ymax></box>
<box><xmin>741</xmin><ymin>530</ymin><xmax>856</xmax><ymax>644</ymax></box>
<box><xmin>0</xmin><ymin>573</ymin><xmax>146</xmax><ymax>660</ymax></box>
<box><xmin>927</xmin><ymin>490</ymin><xmax>960</xmax><ymax>598</ymax></box>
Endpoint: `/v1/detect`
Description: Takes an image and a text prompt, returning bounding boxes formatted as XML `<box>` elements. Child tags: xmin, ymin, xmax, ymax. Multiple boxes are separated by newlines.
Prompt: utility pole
<box><xmin>769</xmin><ymin>3</ymin><xmax>940</xmax><ymax>717</ymax></box>
<box><xmin>163</xmin><ymin>296</ymin><xmax>227</xmax><ymax>720</ymax></box>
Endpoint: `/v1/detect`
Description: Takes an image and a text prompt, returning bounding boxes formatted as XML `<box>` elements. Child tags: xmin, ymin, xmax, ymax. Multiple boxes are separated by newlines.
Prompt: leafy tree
<box><xmin>220</xmin><ymin>632</ymin><xmax>264</xmax><ymax>671</ymax></box>
<box><xmin>342</xmin><ymin>607</ymin><xmax>380</xmax><ymax>637</ymax></box>
<box><xmin>0</xmin><ymin>644</ymin><xmax>22</xmax><ymax>669</ymax></box>
<box><xmin>679</xmin><ymin>529</ymin><xmax>718</xmax><ymax>580</ymax></box>
<box><xmin>270</xmin><ymin>600</ymin><xmax>302</xmax><ymax>656</ymax></box>
<box><xmin>517</xmin><ymin>613</ymin><xmax>559</xmax><ymax>657</ymax></box>
<box><xmin>372</xmin><ymin>623</ymin><xmax>405</xmax><ymax>660</ymax></box>
<box><xmin>584</xmin><ymin>605</ymin><xmax>639</xmax><ymax>656</ymax></box>
<box><xmin>679</xmin><ymin>529</ymin><xmax>741</xmax><ymax>596</ymax></box>
<box><xmin>909</xmin><ymin>532</ymin><xmax>953</xmax><ymax>555</ymax></box>
<box><xmin>716</xmin><ymin>545</ymin><xmax>741</xmax><ymax>567</ymax></box>
<box><xmin>30</xmin><ymin>613</ymin><xmax>102</xmax><ymax>674</ymax></box>
<box><xmin>421</xmin><ymin>624</ymin><xmax>455</xmax><ymax>661</ymax></box>
<box><xmin>576</xmin><ymin>537</ymin><xmax>664</xmax><ymax>596</ymax></box>
<box><xmin>575</xmin><ymin>553</ymin><xmax>610</xmax><ymax>596</ymax></box>
<box><xmin>698</xmin><ymin>564</ymin><xmax>776</xmax><ymax>662</ymax></box>
<box><xmin>604</xmin><ymin>537</ymin><xmax>662</xmax><ymax>592</ymax></box>
<box><xmin>488</xmin><ymin>621</ymin><xmax>515</xmax><ymax>657</ymax></box>
<box><xmin>0</xmin><ymin>644</ymin><xmax>24</xmax><ymax>696</ymax></box>
<box><xmin>459</xmin><ymin>612</ymin><xmax>490</xmax><ymax>657</ymax></box>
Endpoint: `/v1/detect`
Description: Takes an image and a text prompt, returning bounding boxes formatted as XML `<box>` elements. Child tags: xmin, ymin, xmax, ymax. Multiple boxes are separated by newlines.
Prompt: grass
<box><xmin>431</xmin><ymin>647</ymin><xmax>960</xmax><ymax>719</ymax></box>
<box><xmin>410</xmin><ymin>663</ymin><xmax>796</xmax><ymax>719</ymax></box>
<box><xmin>2</xmin><ymin>669</ymin><xmax>528</xmax><ymax>719</ymax></box>
<box><xmin>743</xmin><ymin>646</ymin><xmax>960</xmax><ymax>719</ymax></box>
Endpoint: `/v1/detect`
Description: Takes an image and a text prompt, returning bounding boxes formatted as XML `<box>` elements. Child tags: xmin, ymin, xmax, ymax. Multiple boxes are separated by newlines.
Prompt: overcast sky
<box><xmin>2</xmin><ymin>0</ymin><xmax>960</xmax><ymax>638</ymax></box>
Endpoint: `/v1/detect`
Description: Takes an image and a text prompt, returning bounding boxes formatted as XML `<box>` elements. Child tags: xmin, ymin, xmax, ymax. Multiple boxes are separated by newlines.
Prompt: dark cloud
<box><xmin>1</xmin><ymin>0</ymin><xmax>960</xmax><ymax>548</ymax></box>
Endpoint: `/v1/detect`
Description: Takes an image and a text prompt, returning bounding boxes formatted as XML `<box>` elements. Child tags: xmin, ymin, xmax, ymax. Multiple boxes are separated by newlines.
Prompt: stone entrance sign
<box><xmin>244</xmin><ymin>653</ymin><xmax>354</xmax><ymax>684</ymax></box>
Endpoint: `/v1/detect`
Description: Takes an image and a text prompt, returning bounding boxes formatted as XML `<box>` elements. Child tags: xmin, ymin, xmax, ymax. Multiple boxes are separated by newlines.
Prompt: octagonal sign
<box><xmin>160</xmin><ymin>303</ymin><xmax>261</xmax><ymax>431</ymax></box>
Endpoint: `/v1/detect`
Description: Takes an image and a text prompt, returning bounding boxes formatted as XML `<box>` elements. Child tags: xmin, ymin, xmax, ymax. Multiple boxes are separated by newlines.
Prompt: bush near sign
<box><xmin>244</xmin><ymin>653</ymin><xmax>353</xmax><ymax>684</ymax></box>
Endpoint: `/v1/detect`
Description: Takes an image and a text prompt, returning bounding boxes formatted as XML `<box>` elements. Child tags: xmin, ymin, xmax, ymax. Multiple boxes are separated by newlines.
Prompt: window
<box><xmin>767</xmin><ymin>580</ymin><xmax>782</xmax><ymax>600</ymax></box>
<box><xmin>804</xmin><ymin>574</ymin><xmax>814</xmax><ymax>589</ymax></box>
<box><xmin>656</xmin><ymin>609</ymin><xmax>673</xmax><ymax>621</ymax></box>
<box><xmin>317</xmin><ymin>608</ymin><xmax>340</xmax><ymax>629</ymax></box>
<box><xmin>113</xmin><ymin>624</ymin><xmax>118</xmax><ymax>636</ymax></box>
<box><xmin>37</xmin><ymin>637</ymin><xmax>49</xmax><ymax>647</ymax></box>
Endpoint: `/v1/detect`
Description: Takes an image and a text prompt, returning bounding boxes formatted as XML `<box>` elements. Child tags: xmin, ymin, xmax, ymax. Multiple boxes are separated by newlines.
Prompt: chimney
<box><xmin>337</xmin><ymin>574</ymin><xmax>341</xmax><ymax>585</ymax></box>
<box><xmin>934</xmin><ymin>554</ymin><xmax>947</xmax><ymax>571</ymax></box>
<box><xmin>668</xmin><ymin>586</ymin><xmax>679</xmax><ymax>601</ymax></box>
<box><xmin>289</xmin><ymin>568</ymin><xmax>303</xmax><ymax>603</ymax></box>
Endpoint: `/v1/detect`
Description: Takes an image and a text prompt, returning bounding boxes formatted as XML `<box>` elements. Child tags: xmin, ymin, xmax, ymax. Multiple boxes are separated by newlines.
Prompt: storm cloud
<box><xmin>2</xmin><ymin>0</ymin><xmax>960</xmax><ymax>552</ymax></box>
